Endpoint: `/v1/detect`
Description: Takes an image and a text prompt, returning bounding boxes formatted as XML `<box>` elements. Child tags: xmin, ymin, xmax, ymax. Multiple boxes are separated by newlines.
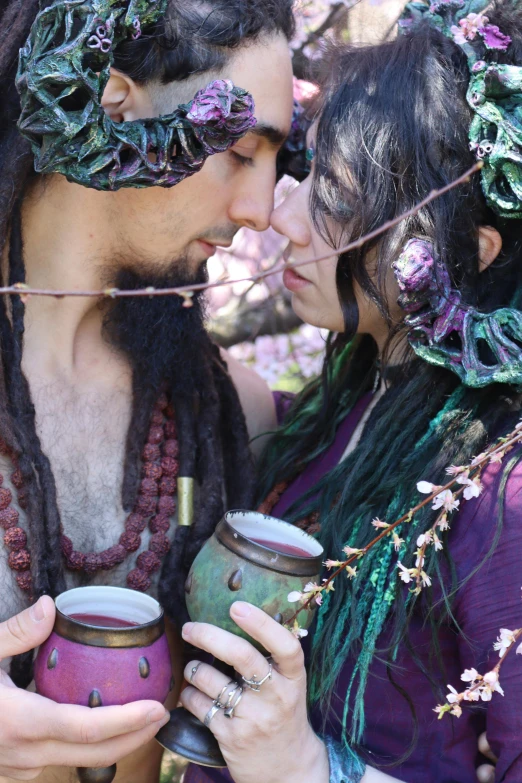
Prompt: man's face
<box><xmin>107</xmin><ymin>34</ymin><xmax>294</xmax><ymax>277</ymax></box>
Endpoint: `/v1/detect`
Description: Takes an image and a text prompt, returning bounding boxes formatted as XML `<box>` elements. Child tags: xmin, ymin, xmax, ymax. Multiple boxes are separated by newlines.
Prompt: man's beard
<box><xmin>102</xmin><ymin>259</ymin><xmax>210</xmax><ymax>397</ymax></box>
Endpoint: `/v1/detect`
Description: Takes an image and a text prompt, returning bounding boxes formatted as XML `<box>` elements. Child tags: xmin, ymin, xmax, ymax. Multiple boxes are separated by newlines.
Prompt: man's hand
<box><xmin>477</xmin><ymin>732</ymin><xmax>497</xmax><ymax>783</ymax></box>
<box><xmin>0</xmin><ymin>597</ymin><xmax>170</xmax><ymax>780</ymax></box>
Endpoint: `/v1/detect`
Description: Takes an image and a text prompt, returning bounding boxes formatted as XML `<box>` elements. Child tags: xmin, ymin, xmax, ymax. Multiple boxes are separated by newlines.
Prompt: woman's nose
<box><xmin>270</xmin><ymin>180</ymin><xmax>312</xmax><ymax>247</ymax></box>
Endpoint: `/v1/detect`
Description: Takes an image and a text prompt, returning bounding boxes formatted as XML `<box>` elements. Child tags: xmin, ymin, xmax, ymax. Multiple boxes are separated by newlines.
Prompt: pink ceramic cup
<box><xmin>35</xmin><ymin>586</ymin><xmax>173</xmax><ymax>709</ymax></box>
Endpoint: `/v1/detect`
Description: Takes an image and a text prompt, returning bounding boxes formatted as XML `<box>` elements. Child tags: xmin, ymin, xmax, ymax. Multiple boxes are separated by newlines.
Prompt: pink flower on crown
<box><xmin>460</xmin><ymin>12</ymin><xmax>489</xmax><ymax>40</ymax></box>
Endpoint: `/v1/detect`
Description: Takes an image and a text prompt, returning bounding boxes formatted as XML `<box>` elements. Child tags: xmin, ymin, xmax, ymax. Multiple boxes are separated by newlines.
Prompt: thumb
<box><xmin>0</xmin><ymin>596</ymin><xmax>55</xmax><ymax>662</ymax></box>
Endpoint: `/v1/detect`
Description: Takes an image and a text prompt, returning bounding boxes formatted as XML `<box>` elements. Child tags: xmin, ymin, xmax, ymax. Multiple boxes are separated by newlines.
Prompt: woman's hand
<box><xmin>0</xmin><ymin>597</ymin><xmax>170</xmax><ymax>780</ymax></box>
<box><xmin>180</xmin><ymin>601</ymin><xmax>330</xmax><ymax>783</ymax></box>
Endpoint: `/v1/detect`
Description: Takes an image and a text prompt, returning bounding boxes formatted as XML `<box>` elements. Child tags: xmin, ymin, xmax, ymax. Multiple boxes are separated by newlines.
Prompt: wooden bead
<box><xmin>127</xmin><ymin>568</ymin><xmax>151</xmax><ymax>592</ymax></box>
<box><xmin>142</xmin><ymin>463</ymin><xmax>162</xmax><ymax>480</ymax></box>
<box><xmin>164</xmin><ymin>421</ymin><xmax>177</xmax><ymax>439</ymax></box>
<box><xmin>140</xmin><ymin>478</ymin><xmax>158</xmax><ymax>497</ymax></box>
<box><xmin>149</xmin><ymin>533</ymin><xmax>170</xmax><ymax>557</ymax></box>
<box><xmin>126</xmin><ymin>513</ymin><xmax>148</xmax><ymax>534</ymax></box>
<box><xmin>142</xmin><ymin>444</ymin><xmax>160</xmax><ymax>462</ymax></box>
<box><xmin>160</xmin><ymin>457</ymin><xmax>179</xmax><ymax>477</ymax></box>
<box><xmin>16</xmin><ymin>572</ymin><xmax>32</xmax><ymax>592</ymax></box>
<box><xmin>11</xmin><ymin>469</ymin><xmax>24</xmax><ymax>489</ymax></box>
<box><xmin>136</xmin><ymin>495</ymin><xmax>157</xmax><ymax>516</ymax></box>
<box><xmin>163</xmin><ymin>440</ymin><xmax>179</xmax><ymax>458</ymax></box>
<box><xmin>0</xmin><ymin>508</ymin><xmax>19</xmax><ymax>530</ymax></box>
<box><xmin>119</xmin><ymin>531</ymin><xmax>142</xmax><ymax>552</ymax></box>
<box><xmin>0</xmin><ymin>488</ymin><xmax>12</xmax><ymax>511</ymax></box>
<box><xmin>149</xmin><ymin>515</ymin><xmax>170</xmax><ymax>534</ymax></box>
<box><xmin>8</xmin><ymin>550</ymin><xmax>31</xmax><ymax>571</ymax></box>
<box><xmin>136</xmin><ymin>551</ymin><xmax>161</xmax><ymax>573</ymax></box>
<box><xmin>158</xmin><ymin>496</ymin><xmax>175</xmax><ymax>515</ymax></box>
<box><xmin>4</xmin><ymin>527</ymin><xmax>27</xmax><ymax>551</ymax></box>
<box><xmin>159</xmin><ymin>477</ymin><xmax>176</xmax><ymax>495</ymax></box>
<box><xmin>147</xmin><ymin>426</ymin><xmax>163</xmax><ymax>446</ymax></box>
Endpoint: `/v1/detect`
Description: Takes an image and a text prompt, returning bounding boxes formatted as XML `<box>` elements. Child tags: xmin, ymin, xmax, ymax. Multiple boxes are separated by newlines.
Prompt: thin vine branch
<box><xmin>284</xmin><ymin>418</ymin><xmax>522</xmax><ymax>628</ymax></box>
<box><xmin>0</xmin><ymin>163</ymin><xmax>482</xmax><ymax>301</ymax></box>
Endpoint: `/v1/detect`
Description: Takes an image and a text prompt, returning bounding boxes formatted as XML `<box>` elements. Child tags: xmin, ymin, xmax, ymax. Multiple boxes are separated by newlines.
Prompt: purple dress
<box><xmin>184</xmin><ymin>392</ymin><xmax>522</xmax><ymax>783</ymax></box>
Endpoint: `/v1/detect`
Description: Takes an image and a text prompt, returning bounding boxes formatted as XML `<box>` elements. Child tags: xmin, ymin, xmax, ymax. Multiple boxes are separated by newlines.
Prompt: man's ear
<box><xmin>101</xmin><ymin>68</ymin><xmax>154</xmax><ymax>122</ymax></box>
<box><xmin>478</xmin><ymin>226</ymin><xmax>502</xmax><ymax>273</ymax></box>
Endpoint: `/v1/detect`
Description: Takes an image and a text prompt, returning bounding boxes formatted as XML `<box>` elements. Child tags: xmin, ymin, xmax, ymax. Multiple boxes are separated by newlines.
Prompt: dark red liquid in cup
<box><xmin>69</xmin><ymin>613</ymin><xmax>140</xmax><ymax>628</ymax></box>
<box><xmin>250</xmin><ymin>538</ymin><xmax>312</xmax><ymax>558</ymax></box>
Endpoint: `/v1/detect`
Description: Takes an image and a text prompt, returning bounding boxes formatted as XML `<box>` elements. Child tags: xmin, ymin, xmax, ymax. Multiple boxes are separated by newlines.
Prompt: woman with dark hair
<box><xmin>180</xmin><ymin>1</ymin><xmax>522</xmax><ymax>781</ymax></box>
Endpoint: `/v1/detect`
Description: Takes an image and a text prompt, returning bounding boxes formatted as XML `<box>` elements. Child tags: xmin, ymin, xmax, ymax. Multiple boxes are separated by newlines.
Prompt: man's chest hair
<box><xmin>31</xmin><ymin>380</ymin><xmax>133</xmax><ymax>551</ymax></box>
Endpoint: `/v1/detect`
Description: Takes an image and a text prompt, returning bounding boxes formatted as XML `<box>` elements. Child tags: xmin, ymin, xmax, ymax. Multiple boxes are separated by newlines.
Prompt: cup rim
<box><xmin>54</xmin><ymin>586</ymin><xmax>165</xmax><ymax>649</ymax></box>
<box><xmin>216</xmin><ymin>510</ymin><xmax>323</xmax><ymax>577</ymax></box>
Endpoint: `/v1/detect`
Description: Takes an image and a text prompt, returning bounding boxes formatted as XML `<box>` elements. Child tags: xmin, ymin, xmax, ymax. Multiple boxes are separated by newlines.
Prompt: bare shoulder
<box><xmin>220</xmin><ymin>349</ymin><xmax>277</xmax><ymax>456</ymax></box>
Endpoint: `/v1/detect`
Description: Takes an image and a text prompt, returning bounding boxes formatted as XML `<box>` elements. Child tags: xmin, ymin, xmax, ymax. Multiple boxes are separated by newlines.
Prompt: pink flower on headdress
<box><xmin>459</xmin><ymin>12</ymin><xmax>489</xmax><ymax>40</ymax></box>
<box><xmin>480</xmin><ymin>24</ymin><xmax>512</xmax><ymax>50</ymax></box>
<box><xmin>450</xmin><ymin>12</ymin><xmax>512</xmax><ymax>51</ymax></box>
<box><xmin>186</xmin><ymin>80</ymin><xmax>235</xmax><ymax>127</ymax></box>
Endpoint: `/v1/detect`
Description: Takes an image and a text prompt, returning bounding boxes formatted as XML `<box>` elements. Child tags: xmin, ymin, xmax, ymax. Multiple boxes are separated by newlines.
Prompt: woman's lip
<box><xmin>283</xmin><ymin>266</ymin><xmax>312</xmax><ymax>293</ymax></box>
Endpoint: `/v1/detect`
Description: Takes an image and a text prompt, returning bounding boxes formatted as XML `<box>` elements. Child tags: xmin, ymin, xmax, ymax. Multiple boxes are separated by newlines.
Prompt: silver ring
<box><xmin>189</xmin><ymin>662</ymin><xmax>203</xmax><ymax>685</ymax></box>
<box><xmin>224</xmin><ymin>687</ymin><xmax>244</xmax><ymax>719</ymax></box>
<box><xmin>224</xmin><ymin>683</ymin><xmax>242</xmax><ymax>710</ymax></box>
<box><xmin>204</xmin><ymin>703</ymin><xmax>221</xmax><ymax>727</ymax></box>
<box><xmin>215</xmin><ymin>681</ymin><xmax>238</xmax><ymax>708</ymax></box>
<box><xmin>241</xmin><ymin>662</ymin><xmax>272</xmax><ymax>692</ymax></box>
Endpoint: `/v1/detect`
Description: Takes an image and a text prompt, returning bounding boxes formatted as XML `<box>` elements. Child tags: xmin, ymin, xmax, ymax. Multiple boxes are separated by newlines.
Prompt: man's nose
<box><xmin>228</xmin><ymin>173</ymin><xmax>275</xmax><ymax>233</ymax></box>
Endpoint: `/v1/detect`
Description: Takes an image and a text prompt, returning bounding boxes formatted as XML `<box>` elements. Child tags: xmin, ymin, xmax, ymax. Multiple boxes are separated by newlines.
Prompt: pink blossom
<box><xmin>392</xmin><ymin>533</ymin><xmax>405</xmax><ymax>552</ymax></box>
<box><xmin>461</xmin><ymin>668</ymin><xmax>479</xmax><ymax>682</ymax></box>
<box><xmin>346</xmin><ymin>566</ymin><xmax>358</xmax><ymax>580</ymax></box>
<box><xmin>463</xmin><ymin>689</ymin><xmax>480</xmax><ymax>702</ymax></box>
<box><xmin>417</xmin><ymin>532</ymin><xmax>431</xmax><ymax>547</ymax></box>
<box><xmin>456</xmin><ymin>470</ymin><xmax>470</xmax><ymax>484</ymax></box>
<box><xmin>371</xmin><ymin>518</ymin><xmax>389</xmax><ymax>529</ymax></box>
<box><xmin>446</xmin><ymin>465</ymin><xmax>465</xmax><ymax>476</ymax></box>
<box><xmin>450</xmin><ymin>704</ymin><xmax>463</xmax><ymax>717</ymax></box>
<box><xmin>438</xmin><ymin>514</ymin><xmax>450</xmax><ymax>531</ymax></box>
<box><xmin>516</xmin><ymin>641</ymin><xmax>522</xmax><ymax>655</ymax></box>
<box><xmin>287</xmin><ymin>590</ymin><xmax>304</xmax><ymax>603</ymax></box>
<box><xmin>417</xmin><ymin>480</ymin><xmax>440</xmax><ymax>494</ymax></box>
<box><xmin>343</xmin><ymin>545</ymin><xmax>363</xmax><ymax>556</ymax></box>
<box><xmin>420</xmin><ymin>571</ymin><xmax>432</xmax><ymax>588</ymax></box>
<box><xmin>432</xmin><ymin>490</ymin><xmax>460</xmax><ymax>513</ymax></box>
<box><xmin>494</xmin><ymin>629</ymin><xmax>517</xmax><ymax>658</ymax></box>
<box><xmin>446</xmin><ymin>684</ymin><xmax>459</xmax><ymax>704</ymax></box>
<box><xmin>433</xmin><ymin>533</ymin><xmax>443</xmax><ymax>551</ymax></box>
<box><xmin>463</xmin><ymin>477</ymin><xmax>483</xmax><ymax>500</ymax></box>
<box><xmin>323</xmin><ymin>559</ymin><xmax>342</xmax><ymax>569</ymax></box>
<box><xmin>315</xmin><ymin>593</ymin><xmax>323</xmax><ymax>607</ymax></box>
<box><xmin>471</xmin><ymin>452</ymin><xmax>487</xmax><ymax>467</ymax></box>
<box><xmin>397</xmin><ymin>561</ymin><xmax>413</xmax><ymax>584</ymax></box>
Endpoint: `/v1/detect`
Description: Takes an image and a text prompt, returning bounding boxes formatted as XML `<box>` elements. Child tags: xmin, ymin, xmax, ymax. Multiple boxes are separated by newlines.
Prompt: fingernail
<box><xmin>147</xmin><ymin>705</ymin><xmax>168</xmax><ymax>725</ymax></box>
<box><xmin>158</xmin><ymin>711</ymin><xmax>171</xmax><ymax>727</ymax></box>
<box><xmin>30</xmin><ymin>598</ymin><xmax>46</xmax><ymax>623</ymax></box>
<box><xmin>182</xmin><ymin>622</ymin><xmax>194</xmax><ymax>638</ymax></box>
<box><xmin>231</xmin><ymin>602</ymin><xmax>251</xmax><ymax>618</ymax></box>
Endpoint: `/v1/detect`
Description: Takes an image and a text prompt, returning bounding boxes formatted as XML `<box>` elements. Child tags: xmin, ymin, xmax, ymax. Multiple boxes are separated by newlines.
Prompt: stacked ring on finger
<box><xmin>215</xmin><ymin>681</ymin><xmax>238</xmax><ymax>709</ymax></box>
<box><xmin>241</xmin><ymin>661</ymin><xmax>273</xmax><ymax>692</ymax></box>
<box><xmin>224</xmin><ymin>685</ymin><xmax>243</xmax><ymax>719</ymax></box>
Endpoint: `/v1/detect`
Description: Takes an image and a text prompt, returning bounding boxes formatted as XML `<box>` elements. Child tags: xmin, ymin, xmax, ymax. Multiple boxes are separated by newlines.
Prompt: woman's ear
<box><xmin>478</xmin><ymin>226</ymin><xmax>502</xmax><ymax>273</ymax></box>
<box><xmin>101</xmin><ymin>68</ymin><xmax>154</xmax><ymax>122</ymax></box>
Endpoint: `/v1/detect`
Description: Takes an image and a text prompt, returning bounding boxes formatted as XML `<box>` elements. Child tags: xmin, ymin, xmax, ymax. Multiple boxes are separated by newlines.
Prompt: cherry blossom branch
<box><xmin>284</xmin><ymin>416</ymin><xmax>522</xmax><ymax>636</ymax></box>
<box><xmin>435</xmin><ymin>628</ymin><xmax>522</xmax><ymax>718</ymax></box>
<box><xmin>1</xmin><ymin>163</ymin><xmax>482</xmax><ymax>303</ymax></box>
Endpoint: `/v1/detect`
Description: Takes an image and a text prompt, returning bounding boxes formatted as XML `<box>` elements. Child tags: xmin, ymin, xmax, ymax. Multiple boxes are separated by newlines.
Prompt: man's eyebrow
<box><xmin>249</xmin><ymin>123</ymin><xmax>289</xmax><ymax>148</ymax></box>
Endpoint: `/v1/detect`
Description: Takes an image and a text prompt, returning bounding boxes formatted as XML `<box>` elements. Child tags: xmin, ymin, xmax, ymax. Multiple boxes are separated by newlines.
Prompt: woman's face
<box><xmin>270</xmin><ymin>140</ymin><xmax>399</xmax><ymax>347</ymax></box>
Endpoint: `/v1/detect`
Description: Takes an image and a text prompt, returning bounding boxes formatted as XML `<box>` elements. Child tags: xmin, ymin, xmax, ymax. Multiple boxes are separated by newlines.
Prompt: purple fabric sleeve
<box><xmin>272</xmin><ymin>390</ymin><xmax>295</xmax><ymax>427</ymax></box>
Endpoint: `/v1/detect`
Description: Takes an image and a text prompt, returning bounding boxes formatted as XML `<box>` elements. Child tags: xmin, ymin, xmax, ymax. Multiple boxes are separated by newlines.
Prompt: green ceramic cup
<box><xmin>185</xmin><ymin>510</ymin><xmax>324</xmax><ymax>649</ymax></box>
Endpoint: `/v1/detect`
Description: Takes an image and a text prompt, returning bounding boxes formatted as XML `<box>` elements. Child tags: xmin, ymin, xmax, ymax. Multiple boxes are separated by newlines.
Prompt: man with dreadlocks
<box><xmin>174</xmin><ymin>1</ymin><xmax>522</xmax><ymax>783</ymax></box>
<box><xmin>0</xmin><ymin>1</ymin><xmax>295</xmax><ymax>781</ymax></box>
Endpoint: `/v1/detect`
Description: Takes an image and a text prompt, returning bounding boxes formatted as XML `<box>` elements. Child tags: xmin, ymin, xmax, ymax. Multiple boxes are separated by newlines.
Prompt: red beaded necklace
<box><xmin>0</xmin><ymin>393</ymin><xmax>179</xmax><ymax>600</ymax></box>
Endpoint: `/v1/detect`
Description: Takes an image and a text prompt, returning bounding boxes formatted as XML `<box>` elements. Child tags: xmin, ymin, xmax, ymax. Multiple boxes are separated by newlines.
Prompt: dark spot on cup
<box><xmin>228</xmin><ymin>569</ymin><xmax>243</xmax><ymax>591</ymax></box>
<box><xmin>88</xmin><ymin>689</ymin><xmax>103</xmax><ymax>708</ymax></box>
<box><xmin>47</xmin><ymin>648</ymin><xmax>58</xmax><ymax>670</ymax></box>
<box><xmin>273</xmin><ymin>613</ymin><xmax>283</xmax><ymax>624</ymax></box>
<box><xmin>185</xmin><ymin>572</ymin><xmax>193</xmax><ymax>594</ymax></box>
<box><xmin>139</xmin><ymin>657</ymin><xmax>150</xmax><ymax>679</ymax></box>
<box><xmin>170</xmin><ymin>676</ymin><xmax>175</xmax><ymax>692</ymax></box>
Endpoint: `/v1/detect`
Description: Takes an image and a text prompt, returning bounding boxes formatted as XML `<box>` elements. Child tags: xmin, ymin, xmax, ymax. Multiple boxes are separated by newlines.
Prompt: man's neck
<box><xmin>15</xmin><ymin>175</ymin><xmax>129</xmax><ymax>386</ymax></box>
